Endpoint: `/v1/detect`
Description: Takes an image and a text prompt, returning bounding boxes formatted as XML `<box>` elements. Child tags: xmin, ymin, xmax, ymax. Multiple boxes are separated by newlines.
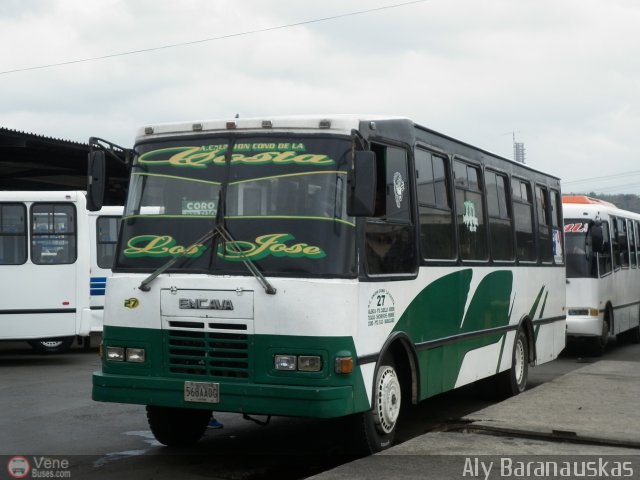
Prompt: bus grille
<box><xmin>165</xmin><ymin>321</ymin><xmax>251</xmax><ymax>380</ymax></box>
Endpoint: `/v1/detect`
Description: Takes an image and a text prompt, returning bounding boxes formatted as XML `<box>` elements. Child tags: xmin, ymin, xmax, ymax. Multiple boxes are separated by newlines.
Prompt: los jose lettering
<box><xmin>219</xmin><ymin>233</ymin><xmax>326</xmax><ymax>261</ymax></box>
<box><xmin>138</xmin><ymin>145</ymin><xmax>334</xmax><ymax>168</ymax></box>
<box><xmin>123</xmin><ymin>235</ymin><xmax>207</xmax><ymax>258</ymax></box>
<box><xmin>123</xmin><ymin>233</ymin><xmax>326</xmax><ymax>261</ymax></box>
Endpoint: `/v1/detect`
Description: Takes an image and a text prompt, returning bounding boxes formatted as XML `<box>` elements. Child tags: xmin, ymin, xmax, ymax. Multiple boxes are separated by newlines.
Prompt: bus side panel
<box><xmin>0</xmin><ymin>263</ymin><xmax>78</xmax><ymax>339</ymax></box>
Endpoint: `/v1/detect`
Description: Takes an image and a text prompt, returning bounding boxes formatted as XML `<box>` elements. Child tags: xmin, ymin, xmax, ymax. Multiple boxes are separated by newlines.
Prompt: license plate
<box><xmin>184</xmin><ymin>381</ymin><xmax>219</xmax><ymax>403</ymax></box>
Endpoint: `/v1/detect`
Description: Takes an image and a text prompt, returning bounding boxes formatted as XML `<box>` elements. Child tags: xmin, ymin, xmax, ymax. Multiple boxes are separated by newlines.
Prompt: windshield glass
<box><xmin>119</xmin><ymin>135</ymin><xmax>355</xmax><ymax>277</ymax></box>
<box><xmin>564</xmin><ymin>219</ymin><xmax>597</xmax><ymax>278</ymax></box>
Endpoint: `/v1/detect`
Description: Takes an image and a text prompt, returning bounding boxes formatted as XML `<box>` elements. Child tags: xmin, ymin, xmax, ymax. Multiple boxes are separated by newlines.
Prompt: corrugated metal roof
<box><xmin>0</xmin><ymin>126</ymin><xmax>88</xmax><ymax>147</ymax></box>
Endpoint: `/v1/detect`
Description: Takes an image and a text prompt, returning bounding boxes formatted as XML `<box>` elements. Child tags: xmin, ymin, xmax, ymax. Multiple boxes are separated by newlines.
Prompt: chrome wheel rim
<box><xmin>514</xmin><ymin>337</ymin><xmax>525</xmax><ymax>387</ymax></box>
<box><xmin>374</xmin><ymin>366</ymin><xmax>401</xmax><ymax>434</ymax></box>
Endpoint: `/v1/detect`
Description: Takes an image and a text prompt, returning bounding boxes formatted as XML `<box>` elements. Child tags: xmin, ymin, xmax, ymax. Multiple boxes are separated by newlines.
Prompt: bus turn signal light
<box><xmin>334</xmin><ymin>356</ymin><xmax>353</xmax><ymax>374</ymax></box>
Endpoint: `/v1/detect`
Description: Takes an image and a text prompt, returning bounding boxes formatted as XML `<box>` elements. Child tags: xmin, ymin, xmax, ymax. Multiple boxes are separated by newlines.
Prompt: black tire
<box><xmin>146</xmin><ymin>406</ymin><xmax>211</xmax><ymax>447</ymax></box>
<box><xmin>352</xmin><ymin>354</ymin><xmax>402</xmax><ymax>455</ymax></box>
<box><xmin>28</xmin><ymin>336</ymin><xmax>75</xmax><ymax>354</ymax></box>
<box><xmin>494</xmin><ymin>328</ymin><xmax>529</xmax><ymax>399</ymax></box>
<box><xmin>589</xmin><ymin>311</ymin><xmax>610</xmax><ymax>357</ymax></box>
<box><xmin>627</xmin><ymin>324</ymin><xmax>640</xmax><ymax>344</ymax></box>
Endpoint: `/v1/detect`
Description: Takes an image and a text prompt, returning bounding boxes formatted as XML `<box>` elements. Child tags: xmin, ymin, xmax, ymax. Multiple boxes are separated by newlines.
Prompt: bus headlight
<box><xmin>126</xmin><ymin>348</ymin><xmax>146</xmax><ymax>363</ymax></box>
<box><xmin>274</xmin><ymin>355</ymin><xmax>297</xmax><ymax>371</ymax></box>
<box><xmin>106</xmin><ymin>346</ymin><xmax>125</xmax><ymax>362</ymax></box>
<box><xmin>274</xmin><ymin>354</ymin><xmax>322</xmax><ymax>372</ymax></box>
<box><xmin>298</xmin><ymin>355</ymin><xmax>322</xmax><ymax>372</ymax></box>
<box><xmin>568</xmin><ymin>308</ymin><xmax>599</xmax><ymax>316</ymax></box>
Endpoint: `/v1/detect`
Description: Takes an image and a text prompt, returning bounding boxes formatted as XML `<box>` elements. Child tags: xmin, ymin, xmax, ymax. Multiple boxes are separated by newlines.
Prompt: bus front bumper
<box><xmin>566</xmin><ymin>315</ymin><xmax>602</xmax><ymax>337</ymax></box>
<box><xmin>92</xmin><ymin>371</ymin><xmax>357</xmax><ymax>418</ymax></box>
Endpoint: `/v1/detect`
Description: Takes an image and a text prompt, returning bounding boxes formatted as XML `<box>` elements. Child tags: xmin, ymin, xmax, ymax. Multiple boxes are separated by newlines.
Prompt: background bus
<box><xmin>563</xmin><ymin>195</ymin><xmax>640</xmax><ymax>355</ymax></box>
<box><xmin>90</xmin><ymin>115</ymin><xmax>566</xmax><ymax>453</ymax></box>
<box><xmin>0</xmin><ymin>191</ymin><xmax>122</xmax><ymax>353</ymax></box>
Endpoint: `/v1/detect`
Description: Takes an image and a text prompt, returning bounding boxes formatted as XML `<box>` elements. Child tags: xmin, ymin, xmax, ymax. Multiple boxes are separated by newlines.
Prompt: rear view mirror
<box><xmin>87</xmin><ymin>150</ymin><xmax>106</xmax><ymax>211</ymax></box>
<box><xmin>347</xmin><ymin>151</ymin><xmax>376</xmax><ymax>217</ymax></box>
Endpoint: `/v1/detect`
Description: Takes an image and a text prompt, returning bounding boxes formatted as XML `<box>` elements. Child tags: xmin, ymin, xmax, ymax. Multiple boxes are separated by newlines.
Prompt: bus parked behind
<box><xmin>0</xmin><ymin>190</ymin><xmax>121</xmax><ymax>353</ymax></box>
<box><xmin>563</xmin><ymin>195</ymin><xmax>640</xmax><ymax>355</ymax></box>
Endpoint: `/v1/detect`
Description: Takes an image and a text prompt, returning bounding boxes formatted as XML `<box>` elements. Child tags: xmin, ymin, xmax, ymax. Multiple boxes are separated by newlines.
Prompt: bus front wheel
<box><xmin>28</xmin><ymin>336</ymin><xmax>74</xmax><ymax>354</ymax></box>
<box><xmin>353</xmin><ymin>354</ymin><xmax>402</xmax><ymax>455</ymax></box>
<box><xmin>590</xmin><ymin>311</ymin><xmax>610</xmax><ymax>357</ymax></box>
<box><xmin>146</xmin><ymin>406</ymin><xmax>211</xmax><ymax>447</ymax></box>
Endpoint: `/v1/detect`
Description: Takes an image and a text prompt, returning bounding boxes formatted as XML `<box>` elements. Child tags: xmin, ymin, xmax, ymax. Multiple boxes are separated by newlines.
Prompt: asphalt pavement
<box><xmin>311</xmin><ymin>361</ymin><xmax>640</xmax><ymax>479</ymax></box>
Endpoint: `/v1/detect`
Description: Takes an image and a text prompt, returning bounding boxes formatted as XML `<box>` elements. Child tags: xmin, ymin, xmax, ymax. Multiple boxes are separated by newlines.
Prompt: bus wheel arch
<box><xmin>519</xmin><ymin>316</ymin><xmax>536</xmax><ymax>365</ymax></box>
<box><xmin>380</xmin><ymin>332</ymin><xmax>419</xmax><ymax>404</ymax></box>
<box><xmin>28</xmin><ymin>336</ymin><xmax>75</xmax><ymax>354</ymax></box>
<box><xmin>352</xmin><ymin>333</ymin><xmax>417</xmax><ymax>455</ymax></box>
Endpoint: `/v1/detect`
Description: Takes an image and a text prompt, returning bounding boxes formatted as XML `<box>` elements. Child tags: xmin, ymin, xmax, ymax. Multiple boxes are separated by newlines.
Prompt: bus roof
<box><xmin>562</xmin><ymin>195</ymin><xmax>617</xmax><ymax>208</ymax></box>
<box><xmin>135</xmin><ymin>114</ymin><xmax>408</xmax><ymax>140</ymax></box>
<box><xmin>133</xmin><ymin>114</ymin><xmax>560</xmax><ymax>181</ymax></box>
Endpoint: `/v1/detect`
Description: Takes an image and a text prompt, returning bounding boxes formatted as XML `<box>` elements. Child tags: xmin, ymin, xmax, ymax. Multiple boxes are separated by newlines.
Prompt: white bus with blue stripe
<box><xmin>0</xmin><ymin>191</ymin><xmax>122</xmax><ymax>353</ymax></box>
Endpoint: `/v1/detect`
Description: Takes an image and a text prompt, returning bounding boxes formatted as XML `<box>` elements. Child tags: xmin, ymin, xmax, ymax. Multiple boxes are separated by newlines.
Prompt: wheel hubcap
<box><xmin>374</xmin><ymin>366</ymin><xmax>401</xmax><ymax>434</ymax></box>
<box><xmin>514</xmin><ymin>338</ymin><xmax>525</xmax><ymax>386</ymax></box>
<box><xmin>40</xmin><ymin>340</ymin><xmax>64</xmax><ymax>348</ymax></box>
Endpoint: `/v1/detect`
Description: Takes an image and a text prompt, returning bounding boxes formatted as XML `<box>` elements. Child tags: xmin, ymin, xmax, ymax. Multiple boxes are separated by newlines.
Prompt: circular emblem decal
<box><xmin>7</xmin><ymin>456</ymin><xmax>30</xmax><ymax>479</ymax></box>
<box><xmin>124</xmin><ymin>298</ymin><xmax>140</xmax><ymax>309</ymax></box>
<box><xmin>393</xmin><ymin>172</ymin><xmax>405</xmax><ymax>208</ymax></box>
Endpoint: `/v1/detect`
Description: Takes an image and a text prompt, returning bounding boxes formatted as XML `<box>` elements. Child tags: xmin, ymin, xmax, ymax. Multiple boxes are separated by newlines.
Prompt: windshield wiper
<box><xmin>216</xmin><ymin>224</ymin><xmax>277</xmax><ymax>295</ymax></box>
<box><xmin>138</xmin><ymin>227</ymin><xmax>220</xmax><ymax>292</ymax></box>
<box><xmin>138</xmin><ymin>225</ymin><xmax>276</xmax><ymax>295</ymax></box>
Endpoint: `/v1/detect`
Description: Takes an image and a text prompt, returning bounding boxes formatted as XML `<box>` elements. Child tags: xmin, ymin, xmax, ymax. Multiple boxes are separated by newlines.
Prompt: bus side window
<box><xmin>365</xmin><ymin>143</ymin><xmax>416</xmax><ymax>275</ymax></box>
<box><xmin>632</xmin><ymin>221</ymin><xmax>639</xmax><ymax>268</ymax></box>
<box><xmin>620</xmin><ymin>218</ymin><xmax>630</xmax><ymax>268</ymax></box>
<box><xmin>486</xmin><ymin>170</ymin><xmax>514</xmax><ymax>261</ymax></box>
<box><xmin>535</xmin><ymin>185</ymin><xmax>553</xmax><ymax>263</ymax></box>
<box><xmin>0</xmin><ymin>203</ymin><xmax>27</xmax><ymax>265</ymax></box>
<box><xmin>454</xmin><ymin>160</ymin><xmax>487</xmax><ymax>261</ymax></box>
<box><xmin>611</xmin><ymin>218</ymin><xmax>621</xmax><ymax>270</ymax></box>
<box><xmin>599</xmin><ymin>221</ymin><xmax>613</xmax><ymax>276</ymax></box>
<box><xmin>550</xmin><ymin>190</ymin><xmax>564</xmax><ymax>264</ymax></box>
<box><xmin>31</xmin><ymin>203</ymin><xmax>77</xmax><ymax>265</ymax></box>
<box><xmin>512</xmin><ymin>179</ymin><xmax>536</xmax><ymax>262</ymax></box>
<box><xmin>97</xmin><ymin>216</ymin><xmax>120</xmax><ymax>269</ymax></box>
<box><xmin>415</xmin><ymin>149</ymin><xmax>455</xmax><ymax>260</ymax></box>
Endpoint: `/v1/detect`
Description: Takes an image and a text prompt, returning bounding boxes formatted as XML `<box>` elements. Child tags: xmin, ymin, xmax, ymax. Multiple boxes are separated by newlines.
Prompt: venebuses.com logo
<box><xmin>7</xmin><ymin>456</ymin><xmax>30</xmax><ymax>479</ymax></box>
<box><xmin>6</xmin><ymin>455</ymin><xmax>71</xmax><ymax>478</ymax></box>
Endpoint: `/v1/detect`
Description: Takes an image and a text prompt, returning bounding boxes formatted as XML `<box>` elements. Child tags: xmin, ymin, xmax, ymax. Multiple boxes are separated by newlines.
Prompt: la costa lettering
<box><xmin>139</xmin><ymin>146</ymin><xmax>334</xmax><ymax>168</ymax></box>
<box><xmin>123</xmin><ymin>235</ymin><xmax>207</xmax><ymax>258</ymax></box>
<box><xmin>219</xmin><ymin>233</ymin><xmax>326</xmax><ymax>261</ymax></box>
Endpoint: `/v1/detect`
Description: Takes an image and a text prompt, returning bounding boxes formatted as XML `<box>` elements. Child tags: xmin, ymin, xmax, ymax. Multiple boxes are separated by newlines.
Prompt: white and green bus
<box><xmin>89</xmin><ymin>115</ymin><xmax>566</xmax><ymax>453</ymax></box>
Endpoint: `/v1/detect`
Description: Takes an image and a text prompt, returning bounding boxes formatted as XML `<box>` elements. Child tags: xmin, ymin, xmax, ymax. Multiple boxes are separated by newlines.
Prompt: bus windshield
<box><xmin>118</xmin><ymin>135</ymin><xmax>356</xmax><ymax>277</ymax></box>
<box><xmin>564</xmin><ymin>219</ymin><xmax>597</xmax><ymax>279</ymax></box>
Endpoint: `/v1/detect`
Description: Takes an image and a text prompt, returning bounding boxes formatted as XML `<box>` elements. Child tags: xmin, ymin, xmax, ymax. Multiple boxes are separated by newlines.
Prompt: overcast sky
<box><xmin>1</xmin><ymin>0</ymin><xmax>639</xmax><ymax>194</ymax></box>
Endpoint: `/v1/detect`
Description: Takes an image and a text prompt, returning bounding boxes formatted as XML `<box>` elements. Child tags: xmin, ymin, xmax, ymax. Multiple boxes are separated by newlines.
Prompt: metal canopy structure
<box><xmin>0</xmin><ymin>127</ymin><xmax>128</xmax><ymax>205</ymax></box>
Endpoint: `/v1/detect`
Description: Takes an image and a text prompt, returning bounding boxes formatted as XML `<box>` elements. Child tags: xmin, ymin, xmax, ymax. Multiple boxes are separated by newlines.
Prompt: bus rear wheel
<box><xmin>494</xmin><ymin>328</ymin><xmax>529</xmax><ymax>399</ymax></box>
<box><xmin>353</xmin><ymin>354</ymin><xmax>402</xmax><ymax>455</ymax></box>
<box><xmin>146</xmin><ymin>406</ymin><xmax>211</xmax><ymax>447</ymax></box>
<box><xmin>28</xmin><ymin>336</ymin><xmax>75</xmax><ymax>354</ymax></box>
